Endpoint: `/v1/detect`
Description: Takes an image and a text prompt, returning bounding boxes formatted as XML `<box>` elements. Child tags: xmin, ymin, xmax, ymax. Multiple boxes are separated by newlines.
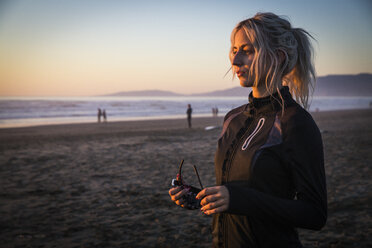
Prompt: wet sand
<box><xmin>0</xmin><ymin>109</ymin><xmax>371</xmax><ymax>247</ymax></box>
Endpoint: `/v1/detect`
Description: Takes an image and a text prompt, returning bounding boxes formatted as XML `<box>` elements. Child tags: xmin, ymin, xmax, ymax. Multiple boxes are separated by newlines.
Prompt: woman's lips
<box><xmin>236</xmin><ymin>71</ymin><xmax>246</xmax><ymax>77</ymax></box>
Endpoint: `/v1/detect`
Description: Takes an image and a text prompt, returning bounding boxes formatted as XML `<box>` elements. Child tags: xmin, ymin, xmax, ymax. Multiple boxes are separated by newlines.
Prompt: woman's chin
<box><xmin>239</xmin><ymin>80</ymin><xmax>253</xmax><ymax>88</ymax></box>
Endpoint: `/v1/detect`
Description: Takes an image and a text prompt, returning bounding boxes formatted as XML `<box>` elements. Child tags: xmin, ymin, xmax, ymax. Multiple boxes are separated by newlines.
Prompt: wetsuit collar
<box><xmin>246</xmin><ymin>86</ymin><xmax>294</xmax><ymax>114</ymax></box>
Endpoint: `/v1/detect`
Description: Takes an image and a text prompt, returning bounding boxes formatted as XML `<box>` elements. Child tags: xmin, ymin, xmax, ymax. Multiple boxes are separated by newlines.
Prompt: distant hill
<box><xmin>192</xmin><ymin>87</ymin><xmax>251</xmax><ymax>97</ymax></box>
<box><xmin>103</xmin><ymin>87</ymin><xmax>252</xmax><ymax>97</ymax></box>
<box><xmin>314</xmin><ymin>73</ymin><xmax>372</xmax><ymax>96</ymax></box>
<box><xmin>103</xmin><ymin>74</ymin><xmax>372</xmax><ymax>97</ymax></box>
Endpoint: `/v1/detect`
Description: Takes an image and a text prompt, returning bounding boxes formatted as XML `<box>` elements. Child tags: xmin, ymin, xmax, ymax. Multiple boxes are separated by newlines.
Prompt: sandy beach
<box><xmin>0</xmin><ymin>109</ymin><xmax>371</xmax><ymax>247</ymax></box>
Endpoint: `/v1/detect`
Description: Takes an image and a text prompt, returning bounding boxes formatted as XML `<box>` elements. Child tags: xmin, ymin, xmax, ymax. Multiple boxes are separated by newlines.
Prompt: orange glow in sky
<box><xmin>0</xmin><ymin>0</ymin><xmax>371</xmax><ymax>96</ymax></box>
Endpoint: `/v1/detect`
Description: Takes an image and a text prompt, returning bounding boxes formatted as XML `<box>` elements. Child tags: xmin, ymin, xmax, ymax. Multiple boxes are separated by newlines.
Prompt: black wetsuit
<box><xmin>213</xmin><ymin>87</ymin><xmax>327</xmax><ymax>248</ymax></box>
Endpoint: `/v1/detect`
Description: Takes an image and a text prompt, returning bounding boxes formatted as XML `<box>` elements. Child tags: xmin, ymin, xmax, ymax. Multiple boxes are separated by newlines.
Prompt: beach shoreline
<box><xmin>1</xmin><ymin>108</ymin><xmax>371</xmax><ymax>247</ymax></box>
<box><xmin>0</xmin><ymin>113</ymin><xmax>217</xmax><ymax>129</ymax></box>
<box><xmin>0</xmin><ymin>108</ymin><xmax>370</xmax><ymax>132</ymax></box>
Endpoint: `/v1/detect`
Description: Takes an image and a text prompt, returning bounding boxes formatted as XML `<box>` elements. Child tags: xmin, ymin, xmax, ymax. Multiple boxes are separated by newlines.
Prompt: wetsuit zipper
<box><xmin>223</xmin><ymin>115</ymin><xmax>266</xmax><ymax>247</ymax></box>
<box><xmin>222</xmin><ymin>115</ymin><xmax>259</xmax><ymax>247</ymax></box>
<box><xmin>225</xmin><ymin>116</ymin><xmax>262</xmax><ymax>182</ymax></box>
<box><xmin>242</xmin><ymin>118</ymin><xmax>265</xmax><ymax>150</ymax></box>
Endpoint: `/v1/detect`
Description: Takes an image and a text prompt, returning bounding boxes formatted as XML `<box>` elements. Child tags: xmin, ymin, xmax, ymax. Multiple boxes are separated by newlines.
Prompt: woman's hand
<box><xmin>196</xmin><ymin>186</ymin><xmax>230</xmax><ymax>215</ymax></box>
<box><xmin>169</xmin><ymin>186</ymin><xmax>188</xmax><ymax>208</ymax></box>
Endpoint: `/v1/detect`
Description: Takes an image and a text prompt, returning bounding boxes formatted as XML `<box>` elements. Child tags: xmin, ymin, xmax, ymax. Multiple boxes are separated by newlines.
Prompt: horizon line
<box><xmin>1</xmin><ymin>72</ymin><xmax>371</xmax><ymax>98</ymax></box>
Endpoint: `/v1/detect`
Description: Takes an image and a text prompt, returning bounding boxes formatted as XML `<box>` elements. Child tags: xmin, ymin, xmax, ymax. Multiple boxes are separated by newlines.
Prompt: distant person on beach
<box><xmin>102</xmin><ymin>109</ymin><xmax>107</xmax><ymax>122</ymax></box>
<box><xmin>212</xmin><ymin>107</ymin><xmax>218</xmax><ymax>117</ymax></box>
<box><xmin>186</xmin><ymin>104</ymin><xmax>192</xmax><ymax>128</ymax></box>
<box><xmin>97</xmin><ymin>108</ymin><xmax>102</xmax><ymax>123</ymax></box>
<box><xmin>170</xmin><ymin>12</ymin><xmax>327</xmax><ymax>247</ymax></box>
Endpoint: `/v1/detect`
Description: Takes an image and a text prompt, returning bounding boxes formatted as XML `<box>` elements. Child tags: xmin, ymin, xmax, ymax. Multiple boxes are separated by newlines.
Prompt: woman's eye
<box><xmin>244</xmin><ymin>49</ymin><xmax>253</xmax><ymax>54</ymax></box>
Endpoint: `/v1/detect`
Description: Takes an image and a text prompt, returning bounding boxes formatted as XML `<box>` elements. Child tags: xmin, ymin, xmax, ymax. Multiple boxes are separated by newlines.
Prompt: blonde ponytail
<box><xmin>284</xmin><ymin>28</ymin><xmax>316</xmax><ymax>109</ymax></box>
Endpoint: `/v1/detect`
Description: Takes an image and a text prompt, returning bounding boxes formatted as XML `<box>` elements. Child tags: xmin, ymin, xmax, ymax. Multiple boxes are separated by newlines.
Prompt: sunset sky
<box><xmin>0</xmin><ymin>0</ymin><xmax>371</xmax><ymax>96</ymax></box>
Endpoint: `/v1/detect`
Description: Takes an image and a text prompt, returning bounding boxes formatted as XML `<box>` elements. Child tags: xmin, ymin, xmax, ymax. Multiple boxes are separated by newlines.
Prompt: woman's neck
<box><xmin>252</xmin><ymin>82</ymin><xmax>283</xmax><ymax>98</ymax></box>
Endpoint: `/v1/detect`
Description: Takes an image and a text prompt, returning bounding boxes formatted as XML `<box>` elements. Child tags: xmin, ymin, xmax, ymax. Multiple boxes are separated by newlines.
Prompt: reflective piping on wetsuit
<box><xmin>241</xmin><ymin>117</ymin><xmax>265</xmax><ymax>150</ymax></box>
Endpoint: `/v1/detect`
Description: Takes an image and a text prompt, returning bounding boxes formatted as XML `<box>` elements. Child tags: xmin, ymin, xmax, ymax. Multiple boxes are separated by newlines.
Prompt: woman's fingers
<box><xmin>196</xmin><ymin>186</ymin><xmax>219</xmax><ymax>200</ymax></box>
<box><xmin>197</xmin><ymin>186</ymin><xmax>228</xmax><ymax>204</ymax></box>
<box><xmin>173</xmin><ymin>188</ymin><xmax>187</xmax><ymax>201</ymax></box>
<box><xmin>170</xmin><ymin>185</ymin><xmax>229</xmax><ymax>212</ymax></box>
<box><xmin>201</xmin><ymin>199</ymin><xmax>226</xmax><ymax>211</ymax></box>
<box><xmin>200</xmin><ymin>194</ymin><xmax>219</xmax><ymax>206</ymax></box>
<box><xmin>203</xmin><ymin>205</ymin><xmax>228</xmax><ymax>215</ymax></box>
<box><xmin>175</xmin><ymin>198</ymin><xmax>185</xmax><ymax>206</ymax></box>
<box><xmin>168</xmin><ymin>186</ymin><xmax>182</xmax><ymax>196</ymax></box>
<box><xmin>169</xmin><ymin>187</ymin><xmax>188</xmax><ymax>206</ymax></box>
<box><xmin>196</xmin><ymin>186</ymin><xmax>230</xmax><ymax>215</ymax></box>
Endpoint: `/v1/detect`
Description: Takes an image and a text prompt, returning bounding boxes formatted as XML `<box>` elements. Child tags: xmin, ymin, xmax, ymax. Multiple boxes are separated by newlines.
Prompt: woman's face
<box><xmin>230</xmin><ymin>28</ymin><xmax>255</xmax><ymax>87</ymax></box>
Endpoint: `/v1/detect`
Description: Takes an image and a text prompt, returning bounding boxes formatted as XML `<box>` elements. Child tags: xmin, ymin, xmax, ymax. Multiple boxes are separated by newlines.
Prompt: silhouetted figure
<box><xmin>103</xmin><ymin>109</ymin><xmax>107</xmax><ymax>122</ymax></box>
<box><xmin>212</xmin><ymin>107</ymin><xmax>219</xmax><ymax>117</ymax></box>
<box><xmin>97</xmin><ymin>108</ymin><xmax>102</xmax><ymax>123</ymax></box>
<box><xmin>186</xmin><ymin>104</ymin><xmax>192</xmax><ymax>128</ymax></box>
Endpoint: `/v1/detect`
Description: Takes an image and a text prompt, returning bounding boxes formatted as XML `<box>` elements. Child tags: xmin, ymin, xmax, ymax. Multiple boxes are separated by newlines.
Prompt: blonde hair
<box><xmin>230</xmin><ymin>12</ymin><xmax>316</xmax><ymax>109</ymax></box>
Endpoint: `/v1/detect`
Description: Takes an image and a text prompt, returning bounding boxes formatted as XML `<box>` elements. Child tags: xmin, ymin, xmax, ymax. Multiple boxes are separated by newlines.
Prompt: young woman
<box><xmin>169</xmin><ymin>12</ymin><xmax>327</xmax><ymax>247</ymax></box>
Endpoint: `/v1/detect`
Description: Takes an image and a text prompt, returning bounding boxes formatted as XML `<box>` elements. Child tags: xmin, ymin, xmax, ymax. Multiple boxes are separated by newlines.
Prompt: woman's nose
<box><xmin>232</xmin><ymin>51</ymin><xmax>243</xmax><ymax>66</ymax></box>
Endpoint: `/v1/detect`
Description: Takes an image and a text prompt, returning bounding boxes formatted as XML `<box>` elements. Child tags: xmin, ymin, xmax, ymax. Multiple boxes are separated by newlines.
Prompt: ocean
<box><xmin>1</xmin><ymin>96</ymin><xmax>372</xmax><ymax>128</ymax></box>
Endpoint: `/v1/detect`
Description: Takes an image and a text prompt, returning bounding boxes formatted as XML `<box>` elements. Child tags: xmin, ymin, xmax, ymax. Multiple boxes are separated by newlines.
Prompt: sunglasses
<box><xmin>171</xmin><ymin>159</ymin><xmax>203</xmax><ymax>210</ymax></box>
